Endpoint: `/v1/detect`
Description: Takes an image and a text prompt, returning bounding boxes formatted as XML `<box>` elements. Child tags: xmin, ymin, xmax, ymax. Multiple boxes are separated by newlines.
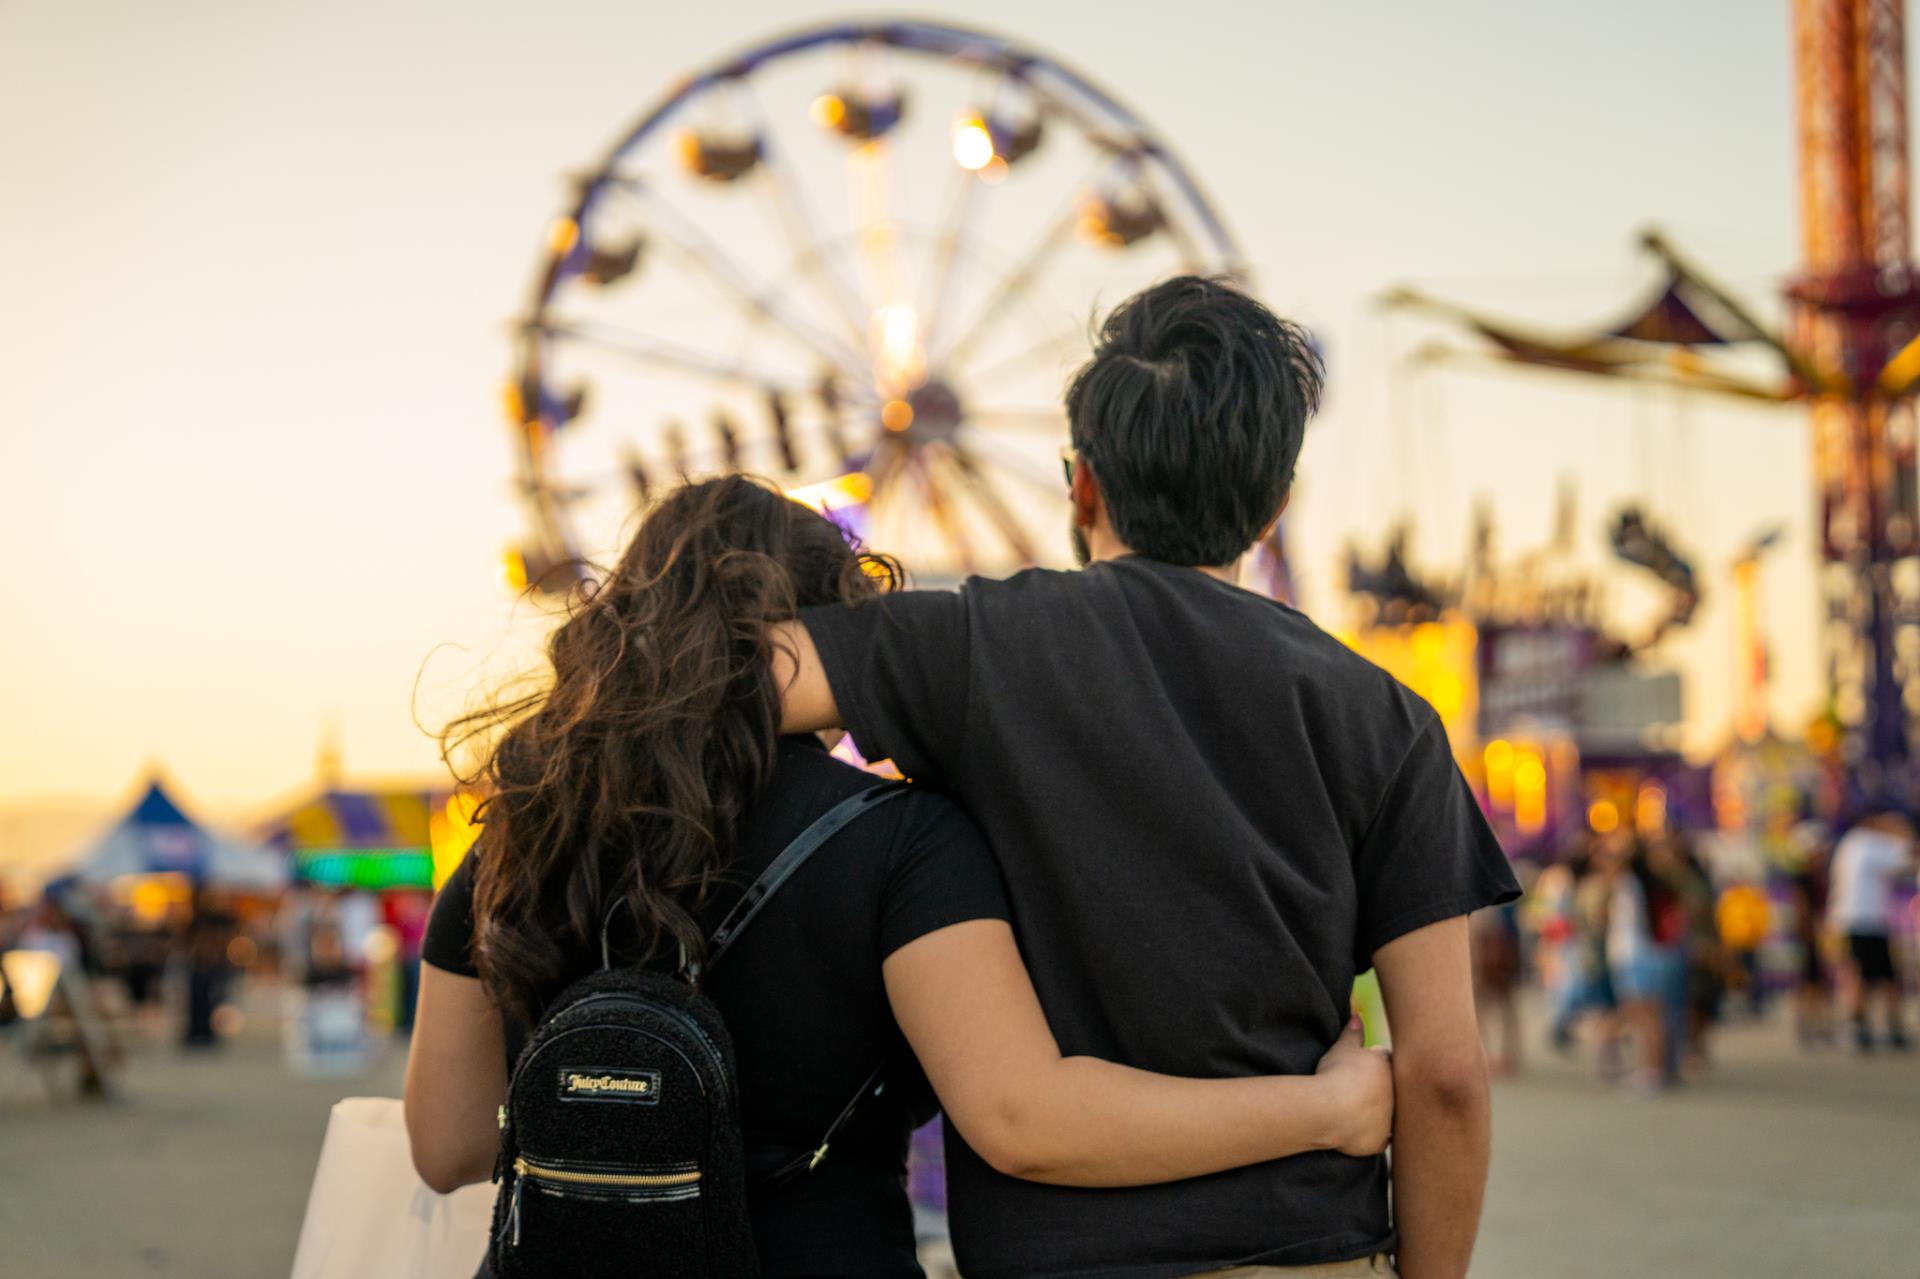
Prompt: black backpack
<box><xmin>486</xmin><ymin>784</ymin><xmax>908</xmax><ymax>1279</ymax></box>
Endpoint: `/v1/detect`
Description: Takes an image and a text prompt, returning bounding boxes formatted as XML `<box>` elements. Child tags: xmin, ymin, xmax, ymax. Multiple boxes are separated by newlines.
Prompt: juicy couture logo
<box><xmin>557</xmin><ymin>1067</ymin><xmax>662</xmax><ymax>1104</ymax></box>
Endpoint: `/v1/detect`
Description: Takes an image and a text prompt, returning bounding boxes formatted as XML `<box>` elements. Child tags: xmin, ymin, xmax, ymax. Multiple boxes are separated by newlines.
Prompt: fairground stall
<box><xmin>257</xmin><ymin>785</ymin><xmax>478</xmax><ymax>1073</ymax></box>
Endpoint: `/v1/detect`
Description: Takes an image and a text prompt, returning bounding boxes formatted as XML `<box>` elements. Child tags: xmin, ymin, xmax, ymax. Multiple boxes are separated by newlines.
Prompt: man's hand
<box><xmin>1373</xmin><ymin>915</ymin><xmax>1492</xmax><ymax>1279</ymax></box>
<box><xmin>1314</xmin><ymin>1015</ymin><xmax>1394</xmax><ymax>1157</ymax></box>
<box><xmin>770</xmin><ymin>620</ymin><xmax>841</xmax><ymax>733</ymax></box>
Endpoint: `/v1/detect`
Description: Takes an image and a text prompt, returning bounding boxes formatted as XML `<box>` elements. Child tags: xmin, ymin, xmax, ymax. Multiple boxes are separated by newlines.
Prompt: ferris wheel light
<box><xmin>811</xmin><ymin>93</ymin><xmax>847</xmax><ymax>129</ymax></box>
<box><xmin>952</xmin><ymin>115</ymin><xmax>995</xmax><ymax>171</ymax></box>
<box><xmin>500</xmin><ymin>379</ymin><xmax>528</xmax><ymax>425</ymax></box>
<box><xmin>547</xmin><ymin>216</ymin><xmax>580</xmax><ymax>256</ymax></box>
<box><xmin>881</xmin><ymin>399</ymin><xmax>915</xmax><ymax>432</ymax></box>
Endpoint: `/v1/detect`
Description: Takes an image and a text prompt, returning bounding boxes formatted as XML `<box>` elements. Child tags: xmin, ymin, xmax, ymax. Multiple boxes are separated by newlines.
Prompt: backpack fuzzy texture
<box><xmin>487</xmin><ymin>966</ymin><xmax>758</xmax><ymax>1278</ymax></box>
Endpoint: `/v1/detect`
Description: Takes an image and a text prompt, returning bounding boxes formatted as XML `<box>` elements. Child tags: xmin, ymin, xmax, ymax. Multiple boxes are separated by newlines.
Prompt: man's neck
<box><xmin>1084</xmin><ymin>531</ymin><xmax>1238</xmax><ymax>584</ymax></box>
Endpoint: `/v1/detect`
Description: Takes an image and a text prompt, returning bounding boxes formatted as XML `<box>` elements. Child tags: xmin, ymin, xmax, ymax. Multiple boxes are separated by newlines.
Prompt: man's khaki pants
<box><xmin>1188</xmin><ymin>1254</ymin><xmax>1398</xmax><ymax>1278</ymax></box>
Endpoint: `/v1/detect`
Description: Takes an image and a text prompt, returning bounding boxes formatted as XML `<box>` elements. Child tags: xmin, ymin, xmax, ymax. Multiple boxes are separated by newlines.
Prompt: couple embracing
<box><xmin>404</xmin><ymin>277</ymin><xmax>1519</xmax><ymax>1279</ymax></box>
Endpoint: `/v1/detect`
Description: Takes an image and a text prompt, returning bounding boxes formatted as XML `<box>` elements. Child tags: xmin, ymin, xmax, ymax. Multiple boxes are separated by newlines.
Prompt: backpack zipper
<box><xmin>513</xmin><ymin>1157</ymin><xmax>703</xmax><ymax>1189</ymax></box>
<box><xmin>505</xmin><ymin>1158</ymin><xmax>703</xmax><ymax>1248</ymax></box>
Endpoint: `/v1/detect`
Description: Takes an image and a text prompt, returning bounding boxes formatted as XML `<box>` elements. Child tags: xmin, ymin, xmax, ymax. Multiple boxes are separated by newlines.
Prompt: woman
<box><xmin>1602</xmin><ymin>837</ymin><xmax>1687</xmax><ymax>1093</ymax></box>
<box><xmin>406</xmin><ymin>476</ymin><xmax>1392</xmax><ymax>1276</ymax></box>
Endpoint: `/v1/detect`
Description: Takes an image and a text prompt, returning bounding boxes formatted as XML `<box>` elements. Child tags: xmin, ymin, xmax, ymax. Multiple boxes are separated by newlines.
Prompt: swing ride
<box><xmin>1385</xmin><ymin>0</ymin><xmax>1920</xmax><ymax>811</ymax></box>
<box><xmin>498</xmin><ymin>20</ymin><xmax>1246</xmax><ymax>594</ymax></box>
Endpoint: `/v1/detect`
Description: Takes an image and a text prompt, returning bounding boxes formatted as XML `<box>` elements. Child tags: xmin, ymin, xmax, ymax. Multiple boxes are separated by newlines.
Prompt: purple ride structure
<box><xmin>499</xmin><ymin>19</ymin><xmax>1253</xmax><ymax>593</ymax></box>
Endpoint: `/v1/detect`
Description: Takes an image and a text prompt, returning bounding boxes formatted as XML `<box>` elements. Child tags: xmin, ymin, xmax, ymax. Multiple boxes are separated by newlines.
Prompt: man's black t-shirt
<box><xmin>803</xmin><ymin>556</ymin><xmax>1519</xmax><ymax>1279</ymax></box>
<box><xmin>421</xmin><ymin>737</ymin><xmax>1009</xmax><ymax>1278</ymax></box>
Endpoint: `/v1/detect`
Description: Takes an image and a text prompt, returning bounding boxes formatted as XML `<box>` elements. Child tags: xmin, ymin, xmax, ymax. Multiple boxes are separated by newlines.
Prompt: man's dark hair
<box><xmin>1065</xmin><ymin>275</ymin><xmax>1322</xmax><ymax>566</ymax></box>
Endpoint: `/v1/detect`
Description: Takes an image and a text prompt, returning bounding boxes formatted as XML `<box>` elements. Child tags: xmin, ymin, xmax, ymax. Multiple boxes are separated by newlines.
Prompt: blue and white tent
<box><xmin>71</xmin><ymin>779</ymin><xmax>288</xmax><ymax>892</ymax></box>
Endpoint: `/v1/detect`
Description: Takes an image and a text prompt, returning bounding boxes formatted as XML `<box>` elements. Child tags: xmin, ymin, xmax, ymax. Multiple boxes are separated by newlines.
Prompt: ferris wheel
<box><xmin>503</xmin><ymin>19</ymin><xmax>1246</xmax><ymax>593</ymax></box>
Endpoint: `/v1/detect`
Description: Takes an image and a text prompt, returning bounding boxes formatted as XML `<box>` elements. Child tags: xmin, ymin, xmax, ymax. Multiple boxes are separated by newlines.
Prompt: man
<box><xmin>1827</xmin><ymin>811</ymin><xmax>1915</xmax><ymax>1051</ymax></box>
<box><xmin>778</xmin><ymin>277</ymin><xmax>1519</xmax><ymax>1278</ymax></box>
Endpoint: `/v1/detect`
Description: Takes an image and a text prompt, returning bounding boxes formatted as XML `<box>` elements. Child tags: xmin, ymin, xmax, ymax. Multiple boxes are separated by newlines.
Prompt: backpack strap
<box><xmin>758</xmin><ymin>1061</ymin><xmax>889</xmax><ymax>1188</ymax></box>
<box><xmin>707</xmin><ymin>781</ymin><xmax>909</xmax><ymax>1187</ymax></box>
<box><xmin>704</xmin><ymin>782</ymin><xmax>909</xmax><ymax>973</ymax></box>
<box><xmin>596</xmin><ymin>782</ymin><xmax>908</xmax><ymax>974</ymax></box>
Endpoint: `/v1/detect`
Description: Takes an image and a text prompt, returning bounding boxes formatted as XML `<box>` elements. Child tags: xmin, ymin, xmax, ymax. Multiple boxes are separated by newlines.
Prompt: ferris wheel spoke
<box><xmin>600</xmin><ymin>177</ymin><xmax>871</xmax><ymax>376</ymax></box>
<box><xmin>934</xmin><ymin>152</ymin><xmax>1126</xmax><ymax>373</ymax></box>
<box><xmin>534</xmin><ymin>318</ymin><xmax>816</xmax><ymax>396</ymax></box>
<box><xmin>730</xmin><ymin>79</ymin><xmax>875</xmax><ymax>356</ymax></box>
<box><xmin>1131</xmin><ymin>163</ymin><xmax>1208</xmax><ymax>272</ymax></box>
<box><xmin>961</xmin><ymin>408</ymin><xmax>1069</xmax><ymax>432</ymax></box>
<box><xmin>945</xmin><ymin>444</ymin><xmax>1041</xmax><ymax>564</ymax></box>
<box><xmin>916</xmin><ymin>451</ymin><xmax>979</xmax><ymax>576</ymax></box>
<box><xmin>917</xmin><ymin>168</ymin><xmax>979</xmax><ymax>359</ymax></box>
<box><xmin>951</xmin><ymin>428</ymin><xmax>1072</xmax><ymax>497</ymax></box>
<box><xmin>963</xmin><ymin>323</ymin><xmax>1091</xmax><ymax>385</ymax></box>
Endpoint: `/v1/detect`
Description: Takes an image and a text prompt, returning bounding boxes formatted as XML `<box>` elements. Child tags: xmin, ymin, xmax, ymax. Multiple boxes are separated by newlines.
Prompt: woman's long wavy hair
<box><xmin>442</xmin><ymin>475</ymin><xmax>898</xmax><ymax>1028</ymax></box>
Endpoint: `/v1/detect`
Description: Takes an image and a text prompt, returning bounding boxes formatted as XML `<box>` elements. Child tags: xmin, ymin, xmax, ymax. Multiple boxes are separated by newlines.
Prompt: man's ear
<box><xmin>1071</xmin><ymin>458</ymin><xmax>1101</xmax><ymax>529</ymax></box>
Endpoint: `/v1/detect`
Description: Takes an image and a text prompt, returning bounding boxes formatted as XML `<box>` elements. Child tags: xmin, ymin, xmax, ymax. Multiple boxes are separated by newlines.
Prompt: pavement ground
<box><xmin>0</xmin><ymin>986</ymin><xmax>1914</xmax><ymax>1278</ymax></box>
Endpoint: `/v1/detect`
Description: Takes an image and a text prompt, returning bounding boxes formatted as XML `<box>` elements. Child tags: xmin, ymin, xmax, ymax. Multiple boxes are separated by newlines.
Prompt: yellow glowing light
<box><xmin>1514</xmin><ymin>750</ymin><xmax>1548</xmax><ymax>835</ymax></box>
<box><xmin>1589</xmin><ymin>799</ymin><xmax>1620</xmax><ymax>834</ymax></box>
<box><xmin>810</xmin><ymin>93</ymin><xmax>847</xmax><ymax>129</ymax></box>
<box><xmin>0</xmin><ymin>949</ymin><xmax>61</xmax><ymax>1021</ymax></box>
<box><xmin>547</xmin><ymin>216</ymin><xmax>579</xmax><ymax>256</ymax></box>
<box><xmin>979</xmin><ymin>156</ymin><xmax>1010</xmax><ymax>185</ymax></box>
<box><xmin>786</xmin><ymin>471</ymin><xmax>875</xmax><ymax>513</ymax></box>
<box><xmin>1484</xmin><ymin>739</ymin><xmax>1515</xmax><ymax>774</ymax></box>
<box><xmin>871</xmin><ymin>303</ymin><xmax>922</xmax><ymax>390</ymax></box>
<box><xmin>430</xmin><ymin>792</ymin><xmax>485</xmax><ymax>891</ymax></box>
<box><xmin>500</xmin><ymin>379</ymin><xmax>527</xmax><ymax>425</ymax></box>
<box><xmin>952</xmin><ymin>115</ymin><xmax>995</xmax><ymax>170</ymax></box>
<box><xmin>881</xmin><ymin>399</ymin><xmax>915</xmax><ymax>432</ymax></box>
<box><xmin>501</xmin><ymin>546</ymin><xmax>530</xmax><ymax>594</ymax></box>
<box><xmin>127</xmin><ymin>877</ymin><xmax>181</xmax><ymax>924</ymax></box>
<box><xmin>1635</xmin><ymin>782</ymin><xmax>1669</xmax><ymax>834</ymax></box>
<box><xmin>675</xmin><ymin>130</ymin><xmax>701</xmax><ymax>170</ymax></box>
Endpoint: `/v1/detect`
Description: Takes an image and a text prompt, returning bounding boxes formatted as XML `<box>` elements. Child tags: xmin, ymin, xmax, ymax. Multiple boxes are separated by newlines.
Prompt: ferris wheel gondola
<box><xmin>502</xmin><ymin>19</ymin><xmax>1247</xmax><ymax>596</ymax></box>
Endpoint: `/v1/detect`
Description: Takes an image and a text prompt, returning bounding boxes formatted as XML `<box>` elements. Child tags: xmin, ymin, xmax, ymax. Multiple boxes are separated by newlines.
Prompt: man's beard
<box><xmin>1069</xmin><ymin>519</ymin><xmax>1091</xmax><ymax>567</ymax></box>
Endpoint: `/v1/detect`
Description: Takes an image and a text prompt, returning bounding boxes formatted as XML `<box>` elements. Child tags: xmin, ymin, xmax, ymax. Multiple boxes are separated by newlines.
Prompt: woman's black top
<box><xmin>421</xmin><ymin>736</ymin><xmax>1010</xmax><ymax>1277</ymax></box>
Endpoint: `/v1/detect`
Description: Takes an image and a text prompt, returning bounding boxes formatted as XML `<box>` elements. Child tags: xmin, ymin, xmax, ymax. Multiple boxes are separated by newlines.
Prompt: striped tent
<box><xmin>261</xmin><ymin>787</ymin><xmax>478</xmax><ymax>892</ymax></box>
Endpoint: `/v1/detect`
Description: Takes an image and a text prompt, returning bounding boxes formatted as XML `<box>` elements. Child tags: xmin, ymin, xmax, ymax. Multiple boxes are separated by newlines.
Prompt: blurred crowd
<box><xmin>1478</xmin><ymin>813</ymin><xmax>1918</xmax><ymax>1093</ymax></box>
<box><xmin>0</xmin><ymin>879</ymin><xmax>433</xmax><ymax>1097</ymax></box>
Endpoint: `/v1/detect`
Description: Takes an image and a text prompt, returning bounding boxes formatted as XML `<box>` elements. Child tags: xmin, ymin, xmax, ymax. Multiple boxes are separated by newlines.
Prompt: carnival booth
<box><xmin>258</xmin><ymin>785</ymin><xmax>478</xmax><ymax>1073</ymax></box>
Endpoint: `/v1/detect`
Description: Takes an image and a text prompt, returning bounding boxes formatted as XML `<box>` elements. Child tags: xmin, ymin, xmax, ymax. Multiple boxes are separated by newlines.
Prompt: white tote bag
<box><xmin>290</xmin><ymin>1096</ymin><xmax>494</xmax><ymax>1279</ymax></box>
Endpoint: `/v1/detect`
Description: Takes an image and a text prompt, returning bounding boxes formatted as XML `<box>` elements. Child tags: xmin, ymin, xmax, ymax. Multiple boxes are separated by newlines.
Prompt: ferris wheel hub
<box><xmin>885</xmin><ymin>379</ymin><xmax>963</xmax><ymax>445</ymax></box>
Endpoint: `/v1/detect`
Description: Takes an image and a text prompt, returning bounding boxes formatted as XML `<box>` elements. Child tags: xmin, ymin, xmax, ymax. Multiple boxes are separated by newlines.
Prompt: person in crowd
<box><xmin>1787</xmin><ymin>835</ymin><xmax>1835</xmax><ymax>1048</ymax></box>
<box><xmin>1471</xmin><ymin>901</ymin><xmax>1523</xmax><ymax>1076</ymax></box>
<box><xmin>406</xmin><ymin>476</ymin><xmax>1397</xmax><ymax>1279</ymax></box>
<box><xmin>1715</xmin><ymin>877</ymin><xmax>1772</xmax><ymax>1020</ymax></box>
<box><xmin>775</xmin><ymin>277</ymin><xmax>1519</xmax><ymax>1279</ymax></box>
<box><xmin>1826</xmin><ymin>810</ymin><xmax>1916</xmax><ymax>1052</ymax></box>
<box><xmin>1601</xmin><ymin>837</ymin><xmax>1685</xmax><ymax>1093</ymax></box>
<box><xmin>1550</xmin><ymin>850</ymin><xmax>1621</xmax><ymax>1073</ymax></box>
<box><xmin>180</xmin><ymin>887</ymin><xmax>237</xmax><ymax>1049</ymax></box>
<box><xmin>1657</xmin><ymin>836</ymin><xmax>1721</xmax><ymax>1077</ymax></box>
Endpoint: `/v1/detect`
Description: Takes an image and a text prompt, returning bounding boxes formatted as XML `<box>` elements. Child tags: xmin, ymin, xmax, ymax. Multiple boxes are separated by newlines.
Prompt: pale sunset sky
<box><xmin>0</xmin><ymin>1</ymin><xmax>1860</xmax><ymax>866</ymax></box>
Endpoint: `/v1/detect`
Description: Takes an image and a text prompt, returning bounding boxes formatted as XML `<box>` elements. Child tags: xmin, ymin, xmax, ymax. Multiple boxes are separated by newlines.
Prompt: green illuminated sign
<box><xmin>294</xmin><ymin>847</ymin><xmax>434</xmax><ymax>890</ymax></box>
